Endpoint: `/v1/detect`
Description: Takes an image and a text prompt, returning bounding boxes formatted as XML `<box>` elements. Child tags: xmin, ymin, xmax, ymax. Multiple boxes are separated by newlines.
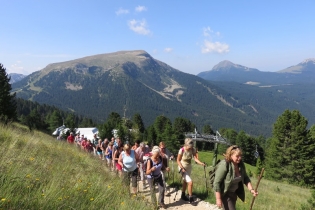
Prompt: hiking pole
<box><xmin>167</xmin><ymin>170</ymin><xmax>170</xmax><ymax>203</ymax></box>
<box><xmin>250</xmin><ymin>168</ymin><xmax>265</xmax><ymax>210</ymax></box>
<box><xmin>172</xmin><ymin>159</ymin><xmax>174</xmax><ymax>187</ymax></box>
<box><xmin>203</xmin><ymin>162</ymin><xmax>208</xmax><ymax>194</ymax></box>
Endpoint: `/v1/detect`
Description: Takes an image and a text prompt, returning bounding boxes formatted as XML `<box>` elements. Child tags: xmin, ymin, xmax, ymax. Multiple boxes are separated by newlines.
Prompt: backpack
<box><xmin>209</xmin><ymin>159</ymin><xmax>228</xmax><ymax>189</ymax></box>
<box><xmin>143</xmin><ymin>156</ymin><xmax>162</xmax><ymax>176</ymax></box>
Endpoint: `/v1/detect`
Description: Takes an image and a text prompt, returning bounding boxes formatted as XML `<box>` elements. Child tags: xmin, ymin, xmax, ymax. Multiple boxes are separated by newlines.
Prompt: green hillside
<box><xmin>12</xmin><ymin>51</ymin><xmax>274</xmax><ymax>136</ymax></box>
<box><xmin>0</xmin><ymin>123</ymin><xmax>151</xmax><ymax>210</ymax></box>
<box><xmin>211</xmin><ymin>81</ymin><xmax>315</xmax><ymax>127</ymax></box>
<box><xmin>0</xmin><ymin>124</ymin><xmax>312</xmax><ymax>209</ymax></box>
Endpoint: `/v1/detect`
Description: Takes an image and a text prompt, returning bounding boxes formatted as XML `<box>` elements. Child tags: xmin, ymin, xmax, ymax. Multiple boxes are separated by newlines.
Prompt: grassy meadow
<box><xmin>0</xmin><ymin>123</ymin><xmax>311</xmax><ymax>210</ymax></box>
<box><xmin>0</xmin><ymin>123</ymin><xmax>152</xmax><ymax>210</ymax></box>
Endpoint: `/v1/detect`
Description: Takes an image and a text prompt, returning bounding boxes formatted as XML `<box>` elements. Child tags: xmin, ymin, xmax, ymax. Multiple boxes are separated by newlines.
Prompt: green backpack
<box><xmin>209</xmin><ymin>159</ymin><xmax>228</xmax><ymax>189</ymax></box>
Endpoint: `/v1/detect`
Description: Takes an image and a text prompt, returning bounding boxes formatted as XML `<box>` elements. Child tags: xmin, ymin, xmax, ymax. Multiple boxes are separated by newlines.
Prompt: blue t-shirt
<box><xmin>106</xmin><ymin>148</ymin><xmax>112</xmax><ymax>159</ymax></box>
<box><xmin>122</xmin><ymin>150</ymin><xmax>137</xmax><ymax>172</ymax></box>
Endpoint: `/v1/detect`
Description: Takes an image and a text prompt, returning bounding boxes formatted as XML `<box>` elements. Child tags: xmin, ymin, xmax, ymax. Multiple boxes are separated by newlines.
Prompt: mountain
<box><xmin>197</xmin><ymin>59</ymin><xmax>315</xmax><ymax>129</ymax></box>
<box><xmin>12</xmin><ymin>50</ymin><xmax>276</xmax><ymax>136</ymax></box>
<box><xmin>198</xmin><ymin>59</ymin><xmax>315</xmax><ymax>85</ymax></box>
<box><xmin>278</xmin><ymin>58</ymin><xmax>315</xmax><ymax>73</ymax></box>
<box><xmin>9</xmin><ymin>73</ymin><xmax>26</xmax><ymax>84</ymax></box>
<box><xmin>198</xmin><ymin>60</ymin><xmax>274</xmax><ymax>85</ymax></box>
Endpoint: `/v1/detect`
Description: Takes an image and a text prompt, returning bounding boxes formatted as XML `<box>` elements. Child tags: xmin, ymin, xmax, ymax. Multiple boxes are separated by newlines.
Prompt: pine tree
<box><xmin>302</xmin><ymin>125</ymin><xmax>315</xmax><ymax>186</ymax></box>
<box><xmin>46</xmin><ymin>110</ymin><xmax>63</xmax><ymax>132</ymax></box>
<box><xmin>146</xmin><ymin>125</ymin><xmax>157</xmax><ymax>146</ymax></box>
<box><xmin>161</xmin><ymin>123</ymin><xmax>179</xmax><ymax>154</ymax></box>
<box><xmin>132</xmin><ymin>113</ymin><xmax>145</xmax><ymax>133</ymax></box>
<box><xmin>265</xmin><ymin>110</ymin><xmax>309</xmax><ymax>184</ymax></box>
<box><xmin>154</xmin><ymin>115</ymin><xmax>172</xmax><ymax>142</ymax></box>
<box><xmin>0</xmin><ymin>63</ymin><xmax>17</xmax><ymax>124</ymax></box>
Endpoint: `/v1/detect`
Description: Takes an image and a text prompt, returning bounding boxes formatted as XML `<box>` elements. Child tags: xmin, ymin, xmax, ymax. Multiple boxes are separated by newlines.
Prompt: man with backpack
<box><xmin>177</xmin><ymin>138</ymin><xmax>206</xmax><ymax>204</ymax></box>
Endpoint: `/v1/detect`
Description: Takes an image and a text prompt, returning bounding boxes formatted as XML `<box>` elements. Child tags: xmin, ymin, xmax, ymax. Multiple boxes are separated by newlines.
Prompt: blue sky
<box><xmin>1</xmin><ymin>0</ymin><xmax>315</xmax><ymax>75</ymax></box>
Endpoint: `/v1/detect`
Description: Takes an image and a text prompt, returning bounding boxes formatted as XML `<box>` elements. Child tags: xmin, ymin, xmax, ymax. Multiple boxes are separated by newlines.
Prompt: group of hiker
<box><xmin>63</xmin><ymin>132</ymin><xmax>258</xmax><ymax>210</ymax></box>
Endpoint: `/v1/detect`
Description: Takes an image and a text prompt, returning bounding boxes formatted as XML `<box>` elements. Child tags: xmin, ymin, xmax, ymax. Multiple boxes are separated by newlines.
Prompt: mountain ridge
<box><xmin>12</xmin><ymin>50</ymin><xmax>275</xmax><ymax>136</ymax></box>
<box><xmin>197</xmin><ymin>58</ymin><xmax>315</xmax><ymax>85</ymax></box>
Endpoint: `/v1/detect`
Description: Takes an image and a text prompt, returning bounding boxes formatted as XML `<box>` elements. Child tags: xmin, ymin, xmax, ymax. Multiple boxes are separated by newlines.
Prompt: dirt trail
<box><xmin>137</xmin><ymin>180</ymin><xmax>220</xmax><ymax>210</ymax></box>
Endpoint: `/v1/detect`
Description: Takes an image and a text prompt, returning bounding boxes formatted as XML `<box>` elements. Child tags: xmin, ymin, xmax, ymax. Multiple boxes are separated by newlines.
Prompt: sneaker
<box><xmin>181</xmin><ymin>192</ymin><xmax>189</xmax><ymax>201</ymax></box>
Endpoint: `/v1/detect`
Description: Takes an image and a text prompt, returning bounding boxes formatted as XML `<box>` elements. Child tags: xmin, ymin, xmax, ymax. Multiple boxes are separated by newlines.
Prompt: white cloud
<box><xmin>203</xmin><ymin>26</ymin><xmax>222</xmax><ymax>38</ymax></box>
<box><xmin>202</xmin><ymin>40</ymin><xmax>230</xmax><ymax>54</ymax></box>
<box><xmin>8</xmin><ymin>62</ymin><xmax>24</xmax><ymax>74</ymax></box>
<box><xmin>128</xmin><ymin>19</ymin><xmax>151</xmax><ymax>35</ymax></box>
<box><xmin>116</xmin><ymin>8</ymin><xmax>129</xmax><ymax>15</ymax></box>
<box><xmin>164</xmin><ymin>48</ymin><xmax>173</xmax><ymax>53</ymax></box>
<box><xmin>135</xmin><ymin>6</ymin><xmax>147</xmax><ymax>12</ymax></box>
<box><xmin>203</xmin><ymin>27</ymin><xmax>213</xmax><ymax>37</ymax></box>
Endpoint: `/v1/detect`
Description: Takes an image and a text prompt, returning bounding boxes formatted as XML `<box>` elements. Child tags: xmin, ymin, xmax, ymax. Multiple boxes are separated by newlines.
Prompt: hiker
<box><xmin>92</xmin><ymin>134</ymin><xmax>99</xmax><ymax>155</ymax></box>
<box><xmin>95</xmin><ymin>139</ymin><xmax>103</xmax><ymax>160</ymax></box>
<box><xmin>177</xmin><ymin>138</ymin><xmax>206</xmax><ymax>203</ymax></box>
<box><xmin>101</xmin><ymin>138</ymin><xmax>109</xmax><ymax>160</ymax></box>
<box><xmin>135</xmin><ymin>142</ymin><xmax>147</xmax><ymax>186</ymax></box>
<box><xmin>146</xmin><ymin>146</ymin><xmax>167</xmax><ymax>209</ymax></box>
<box><xmin>159</xmin><ymin>142</ymin><xmax>172</xmax><ymax>192</ymax></box>
<box><xmin>77</xmin><ymin>134</ymin><xmax>84</xmax><ymax>147</ymax></box>
<box><xmin>214</xmin><ymin>145</ymin><xmax>258</xmax><ymax>210</ymax></box>
<box><xmin>112</xmin><ymin>137</ymin><xmax>121</xmax><ymax>172</ymax></box>
<box><xmin>81</xmin><ymin>137</ymin><xmax>87</xmax><ymax>150</ymax></box>
<box><xmin>131</xmin><ymin>140</ymin><xmax>140</xmax><ymax>150</ymax></box>
<box><xmin>118</xmin><ymin>142</ymin><xmax>139</xmax><ymax>195</ymax></box>
<box><xmin>113</xmin><ymin>142</ymin><xmax>124</xmax><ymax>177</ymax></box>
<box><xmin>105</xmin><ymin>142</ymin><xmax>114</xmax><ymax>170</ymax></box>
<box><xmin>67</xmin><ymin>132</ymin><xmax>75</xmax><ymax>144</ymax></box>
<box><xmin>85</xmin><ymin>140</ymin><xmax>94</xmax><ymax>153</ymax></box>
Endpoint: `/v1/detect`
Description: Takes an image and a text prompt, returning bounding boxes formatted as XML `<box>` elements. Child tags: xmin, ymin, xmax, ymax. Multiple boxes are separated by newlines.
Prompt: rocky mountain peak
<box><xmin>212</xmin><ymin>60</ymin><xmax>235</xmax><ymax>70</ymax></box>
<box><xmin>300</xmin><ymin>58</ymin><xmax>315</xmax><ymax>65</ymax></box>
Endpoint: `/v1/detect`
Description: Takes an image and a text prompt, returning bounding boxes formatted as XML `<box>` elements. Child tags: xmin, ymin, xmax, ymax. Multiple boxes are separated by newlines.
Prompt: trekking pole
<box><xmin>250</xmin><ymin>168</ymin><xmax>264</xmax><ymax>210</ymax></box>
<box><xmin>203</xmin><ymin>162</ymin><xmax>208</xmax><ymax>194</ymax></box>
<box><xmin>172</xmin><ymin>159</ymin><xmax>174</xmax><ymax>187</ymax></box>
<box><xmin>167</xmin><ymin>171</ymin><xmax>170</xmax><ymax>203</ymax></box>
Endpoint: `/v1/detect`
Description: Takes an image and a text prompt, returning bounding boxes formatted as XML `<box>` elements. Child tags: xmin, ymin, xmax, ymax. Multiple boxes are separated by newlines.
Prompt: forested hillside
<box><xmin>12</xmin><ymin>50</ymin><xmax>275</xmax><ymax>136</ymax></box>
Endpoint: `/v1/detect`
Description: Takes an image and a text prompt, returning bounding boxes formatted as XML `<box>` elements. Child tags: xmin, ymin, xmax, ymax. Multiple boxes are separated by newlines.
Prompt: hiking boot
<box><xmin>189</xmin><ymin>196</ymin><xmax>194</xmax><ymax>203</ymax></box>
<box><xmin>159</xmin><ymin>203</ymin><xmax>167</xmax><ymax>209</ymax></box>
<box><xmin>181</xmin><ymin>192</ymin><xmax>189</xmax><ymax>201</ymax></box>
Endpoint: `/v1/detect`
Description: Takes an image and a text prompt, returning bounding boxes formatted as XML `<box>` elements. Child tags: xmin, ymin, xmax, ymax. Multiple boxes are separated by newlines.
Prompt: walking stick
<box><xmin>203</xmin><ymin>162</ymin><xmax>208</xmax><ymax>194</ymax></box>
<box><xmin>250</xmin><ymin>168</ymin><xmax>264</xmax><ymax>210</ymax></box>
<box><xmin>172</xmin><ymin>159</ymin><xmax>174</xmax><ymax>187</ymax></box>
<box><xmin>168</xmin><ymin>171</ymin><xmax>170</xmax><ymax>203</ymax></box>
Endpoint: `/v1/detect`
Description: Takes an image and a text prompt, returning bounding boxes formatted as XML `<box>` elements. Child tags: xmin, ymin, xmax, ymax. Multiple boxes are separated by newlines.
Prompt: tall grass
<box><xmin>0</xmin><ymin>123</ymin><xmax>152</xmax><ymax>210</ymax></box>
<box><xmin>168</xmin><ymin>150</ymin><xmax>311</xmax><ymax>210</ymax></box>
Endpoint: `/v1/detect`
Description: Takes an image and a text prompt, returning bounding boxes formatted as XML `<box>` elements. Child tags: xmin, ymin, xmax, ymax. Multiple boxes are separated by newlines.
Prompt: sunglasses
<box><xmin>231</xmin><ymin>146</ymin><xmax>239</xmax><ymax>150</ymax></box>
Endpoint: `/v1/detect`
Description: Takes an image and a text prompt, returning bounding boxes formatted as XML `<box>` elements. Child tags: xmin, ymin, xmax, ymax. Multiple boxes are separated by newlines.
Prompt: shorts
<box><xmin>97</xmin><ymin>151</ymin><xmax>103</xmax><ymax>155</ymax></box>
<box><xmin>178</xmin><ymin>165</ymin><xmax>192</xmax><ymax>183</ymax></box>
<box><xmin>116</xmin><ymin>163</ymin><xmax>122</xmax><ymax>171</ymax></box>
<box><xmin>106</xmin><ymin>158</ymin><xmax>112</xmax><ymax>164</ymax></box>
